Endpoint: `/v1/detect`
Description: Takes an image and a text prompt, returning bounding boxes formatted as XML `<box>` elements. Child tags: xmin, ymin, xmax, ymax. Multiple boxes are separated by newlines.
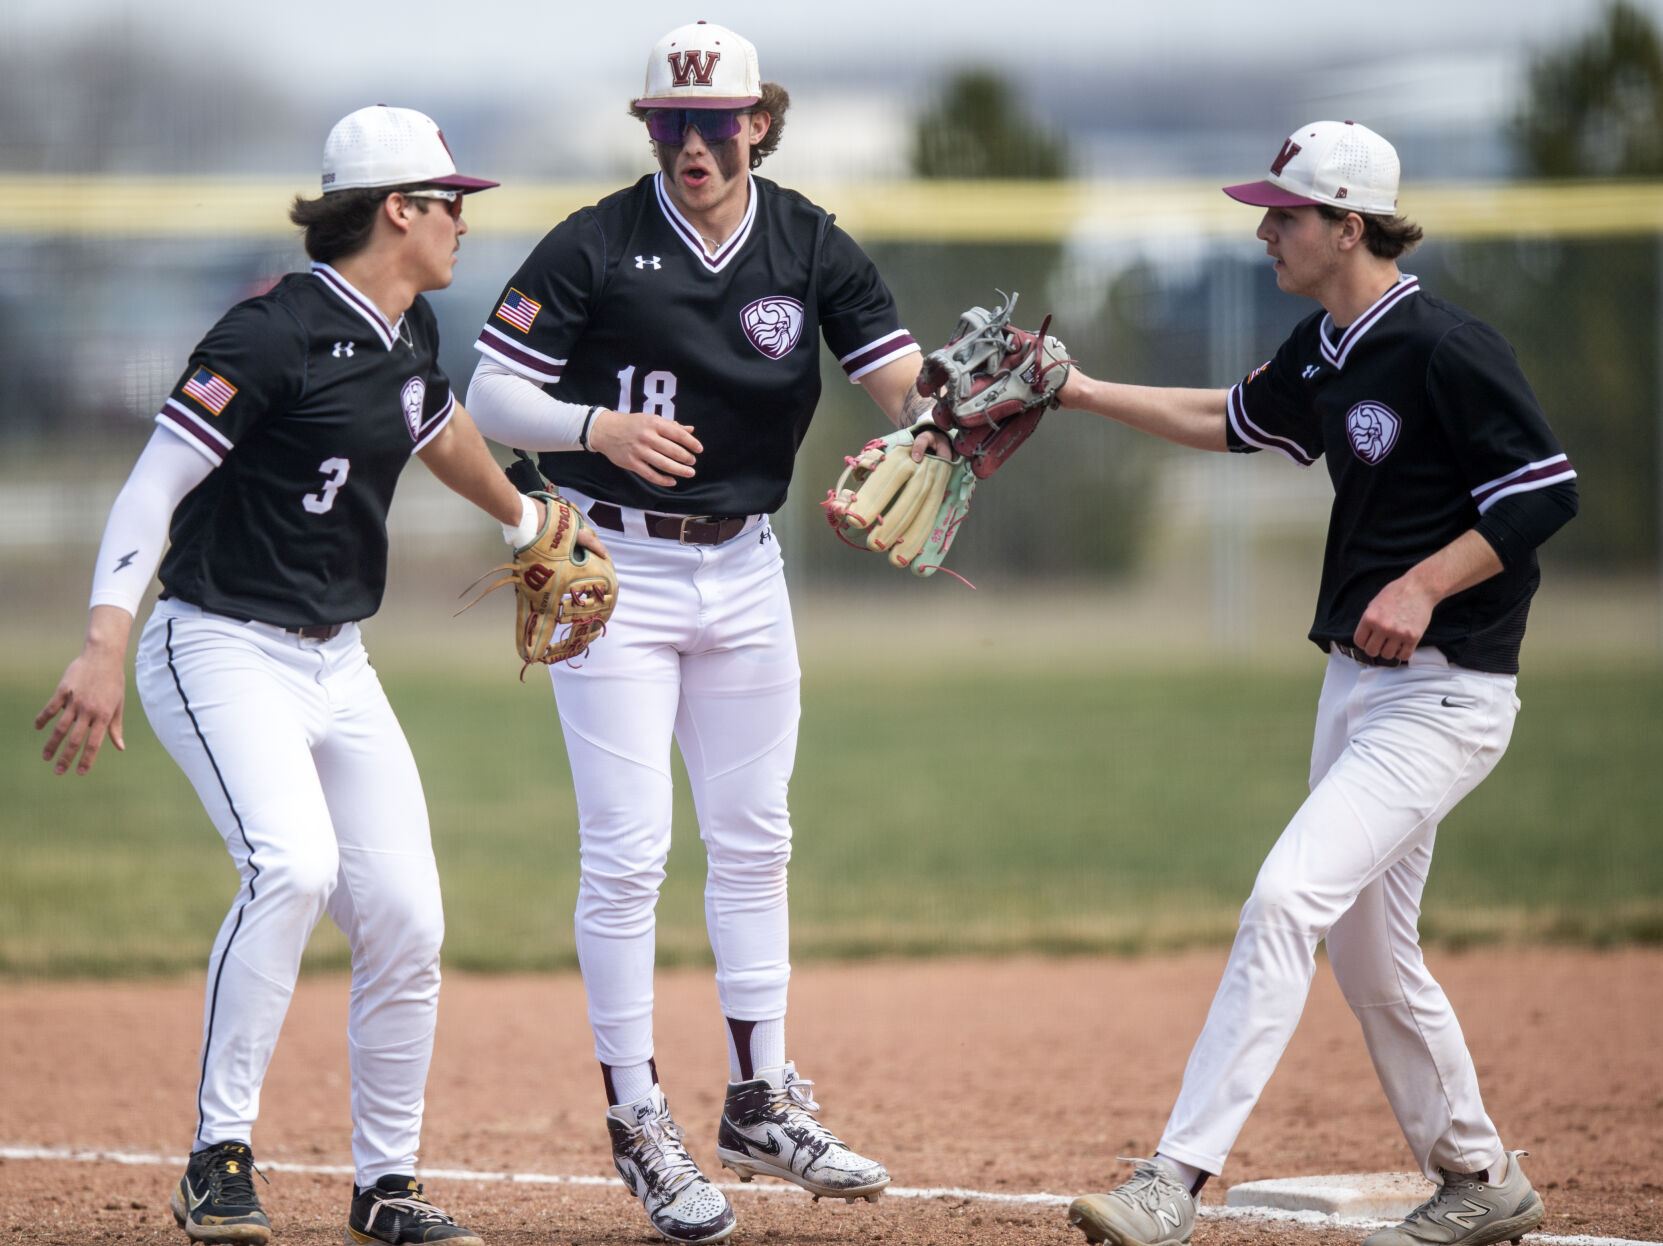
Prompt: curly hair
<box><xmin>1317</xmin><ymin>203</ymin><xmax>1424</xmax><ymax>260</ymax></box>
<box><xmin>629</xmin><ymin>81</ymin><xmax>790</xmax><ymax>170</ymax></box>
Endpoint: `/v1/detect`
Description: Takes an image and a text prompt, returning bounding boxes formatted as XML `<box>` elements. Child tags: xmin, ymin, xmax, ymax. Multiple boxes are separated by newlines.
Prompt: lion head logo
<box><xmin>400</xmin><ymin>376</ymin><xmax>426</xmax><ymax>441</ymax></box>
<box><xmin>1345</xmin><ymin>400</ymin><xmax>1401</xmax><ymax>465</ymax></box>
<box><xmin>741</xmin><ymin>296</ymin><xmax>805</xmax><ymax>360</ymax></box>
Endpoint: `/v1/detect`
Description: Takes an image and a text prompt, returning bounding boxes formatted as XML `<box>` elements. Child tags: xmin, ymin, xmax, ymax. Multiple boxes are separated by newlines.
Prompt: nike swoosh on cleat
<box><xmin>735</xmin><ymin>1126</ymin><xmax>781</xmax><ymax>1157</ymax></box>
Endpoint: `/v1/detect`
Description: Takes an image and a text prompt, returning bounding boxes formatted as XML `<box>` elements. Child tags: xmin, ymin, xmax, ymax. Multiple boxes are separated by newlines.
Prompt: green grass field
<box><xmin>4</xmin><ymin>660</ymin><xmax>1660</xmax><ymax>977</ymax></box>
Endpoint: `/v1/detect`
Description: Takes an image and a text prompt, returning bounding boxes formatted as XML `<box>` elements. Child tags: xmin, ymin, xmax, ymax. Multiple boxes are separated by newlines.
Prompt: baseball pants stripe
<box><xmin>159</xmin><ymin>616</ymin><xmax>265</xmax><ymax>1152</ymax></box>
<box><xmin>549</xmin><ymin>514</ymin><xmax>798</xmax><ymax>1067</ymax></box>
<box><xmin>137</xmin><ymin>600</ymin><xmax>444</xmax><ymax>1184</ymax></box>
<box><xmin>1158</xmin><ymin>646</ymin><xmax>1517</xmax><ymax>1182</ymax></box>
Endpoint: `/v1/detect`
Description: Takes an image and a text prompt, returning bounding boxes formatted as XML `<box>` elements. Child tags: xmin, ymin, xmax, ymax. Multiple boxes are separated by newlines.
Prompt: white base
<box><xmin>1225</xmin><ymin>1172</ymin><xmax>1436</xmax><ymax>1220</ymax></box>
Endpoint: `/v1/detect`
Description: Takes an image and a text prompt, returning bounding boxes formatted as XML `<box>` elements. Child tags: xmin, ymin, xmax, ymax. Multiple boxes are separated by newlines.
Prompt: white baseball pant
<box><xmin>549</xmin><ymin>495</ymin><xmax>798</xmax><ymax>1067</ymax></box>
<box><xmin>1157</xmin><ymin>645</ymin><xmax>1519</xmax><ymax>1182</ymax></box>
<box><xmin>135</xmin><ymin>599</ymin><xmax>444</xmax><ymax>1185</ymax></box>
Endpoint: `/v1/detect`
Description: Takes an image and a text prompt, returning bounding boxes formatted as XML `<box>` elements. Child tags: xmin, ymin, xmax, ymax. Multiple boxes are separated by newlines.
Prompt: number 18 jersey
<box><xmin>474</xmin><ymin>172</ymin><xmax>918</xmax><ymax>516</ymax></box>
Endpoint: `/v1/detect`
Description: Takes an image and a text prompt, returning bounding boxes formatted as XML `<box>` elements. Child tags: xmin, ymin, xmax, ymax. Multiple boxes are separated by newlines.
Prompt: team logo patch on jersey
<box><xmin>182</xmin><ymin>367</ymin><xmax>237</xmax><ymax>415</ymax></box>
<box><xmin>741</xmin><ymin>296</ymin><xmax>805</xmax><ymax>360</ymax></box>
<box><xmin>400</xmin><ymin>376</ymin><xmax>426</xmax><ymax>441</ymax></box>
<box><xmin>1346</xmin><ymin>400</ymin><xmax>1402</xmax><ymax>464</ymax></box>
<box><xmin>495</xmin><ymin>288</ymin><xmax>541</xmax><ymax>333</ymax></box>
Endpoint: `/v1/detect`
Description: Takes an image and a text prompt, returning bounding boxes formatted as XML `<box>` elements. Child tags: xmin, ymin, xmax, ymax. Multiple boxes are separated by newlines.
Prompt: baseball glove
<box><xmin>914</xmin><ymin>291</ymin><xmax>1071</xmax><ymax>479</ymax></box>
<box><xmin>821</xmin><ymin>424</ymin><xmax>976</xmax><ymax>578</ymax></box>
<box><xmin>461</xmin><ymin>491</ymin><xmax>618</xmax><ymax>677</ymax></box>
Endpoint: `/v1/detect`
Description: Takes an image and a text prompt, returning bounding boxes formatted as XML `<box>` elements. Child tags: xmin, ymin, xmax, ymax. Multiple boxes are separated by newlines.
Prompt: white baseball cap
<box><xmin>320</xmin><ymin>105</ymin><xmax>499</xmax><ymax>194</ymax></box>
<box><xmin>634</xmin><ymin>20</ymin><xmax>762</xmax><ymax>110</ymax></box>
<box><xmin>1223</xmin><ymin>120</ymin><xmax>1399</xmax><ymax>216</ymax></box>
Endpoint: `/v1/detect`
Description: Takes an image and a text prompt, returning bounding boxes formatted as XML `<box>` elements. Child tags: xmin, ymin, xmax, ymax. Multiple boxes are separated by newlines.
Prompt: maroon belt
<box><xmin>587</xmin><ymin>501</ymin><xmax>748</xmax><ymax>546</ymax></box>
<box><xmin>1330</xmin><ymin>641</ymin><xmax>1405</xmax><ymax>668</ymax></box>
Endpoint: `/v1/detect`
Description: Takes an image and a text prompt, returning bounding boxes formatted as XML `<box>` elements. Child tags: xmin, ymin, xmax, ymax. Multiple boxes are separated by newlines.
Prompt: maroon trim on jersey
<box><xmin>312</xmin><ymin>263</ymin><xmax>403</xmax><ymax>351</ymax></box>
<box><xmin>1471</xmin><ymin>453</ymin><xmax>1577</xmax><ymax>514</ymax></box>
<box><xmin>839</xmin><ymin>329</ymin><xmax>919</xmax><ymax>380</ymax></box>
<box><xmin>1227</xmin><ymin>383</ymin><xmax>1316</xmax><ymax>467</ymax></box>
<box><xmin>1319</xmin><ymin>276</ymin><xmax>1419</xmax><ymax>370</ymax></box>
<box><xmin>474</xmin><ymin>324</ymin><xmax>565</xmax><ymax>383</ymax></box>
<box><xmin>158</xmin><ymin>398</ymin><xmax>234</xmax><ymax>466</ymax></box>
<box><xmin>411</xmin><ymin>391</ymin><xmax>456</xmax><ymax>453</ymax></box>
<box><xmin>653</xmin><ymin>172</ymin><xmax>756</xmax><ymax>273</ymax></box>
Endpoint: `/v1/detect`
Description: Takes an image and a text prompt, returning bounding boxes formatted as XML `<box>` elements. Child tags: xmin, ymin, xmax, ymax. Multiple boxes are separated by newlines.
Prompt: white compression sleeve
<box><xmin>466</xmin><ymin>355</ymin><xmax>593</xmax><ymax>451</ymax></box>
<box><xmin>88</xmin><ymin>426</ymin><xmax>213</xmax><ymax>617</ymax></box>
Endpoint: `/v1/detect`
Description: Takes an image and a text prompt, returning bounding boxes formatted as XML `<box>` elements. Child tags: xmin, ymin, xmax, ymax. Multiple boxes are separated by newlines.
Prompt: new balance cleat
<box><xmin>716</xmin><ymin>1062</ymin><xmax>890</xmax><ymax>1201</ymax></box>
<box><xmin>1068</xmin><ymin>1157</ymin><xmax>1195</xmax><ymax>1246</ymax></box>
<box><xmin>1362</xmin><ymin>1151</ymin><xmax>1545</xmax><ymax>1246</ymax></box>
<box><xmin>345</xmin><ymin>1175</ymin><xmax>483</xmax><ymax>1245</ymax></box>
<box><xmin>608</xmin><ymin>1086</ymin><xmax>736</xmax><ymax>1244</ymax></box>
<box><xmin>169</xmin><ymin>1140</ymin><xmax>272</xmax><ymax>1244</ymax></box>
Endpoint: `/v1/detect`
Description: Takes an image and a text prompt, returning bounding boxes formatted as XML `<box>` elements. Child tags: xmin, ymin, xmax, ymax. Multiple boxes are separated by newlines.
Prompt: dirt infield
<box><xmin>3</xmin><ymin>949</ymin><xmax>1660</xmax><ymax>1245</ymax></box>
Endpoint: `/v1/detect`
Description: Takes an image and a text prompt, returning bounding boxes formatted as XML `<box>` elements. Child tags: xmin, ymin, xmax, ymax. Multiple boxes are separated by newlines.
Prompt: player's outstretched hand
<box><xmin>589</xmin><ymin>408</ymin><xmax>702</xmax><ymax>487</ymax></box>
<box><xmin>36</xmin><ymin>626</ymin><xmax>129</xmax><ymax>776</ymax></box>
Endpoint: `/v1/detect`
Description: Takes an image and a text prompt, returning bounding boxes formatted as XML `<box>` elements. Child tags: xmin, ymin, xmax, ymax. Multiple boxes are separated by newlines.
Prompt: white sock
<box><xmin>725</xmin><ymin>1017</ymin><xmax>787</xmax><ymax>1081</ymax></box>
<box><xmin>750</xmin><ymin>1018</ymin><xmax>785</xmax><ymax>1076</ymax></box>
<box><xmin>606</xmin><ymin>1061</ymin><xmax>657</xmax><ymax>1108</ymax></box>
<box><xmin>1154</xmin><ymin>1154</ymin><xmax>1203</xmax><ymax>1195</ymax></box>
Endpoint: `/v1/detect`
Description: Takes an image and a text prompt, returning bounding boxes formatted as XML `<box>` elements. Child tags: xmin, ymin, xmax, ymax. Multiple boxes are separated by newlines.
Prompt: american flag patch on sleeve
<box><xmin>495</xmin><ymin>289</ymin><xmax>541</xmax><ymax>333</ymax></box>
<box><xmin>182</xmin><ymin>367</ymin><xmax>237</xmax><ymax>415</ymax></box>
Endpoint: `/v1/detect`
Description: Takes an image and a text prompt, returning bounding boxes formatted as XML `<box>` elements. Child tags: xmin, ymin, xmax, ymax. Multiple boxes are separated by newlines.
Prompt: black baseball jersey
<box><xmin>156</xmin><ymin>263</ymin><xmax>454</xmax><ymax>627</ymax></box>
<box><xmin>1227</xmin><ymin>276</ymin><xmax>1577</xmax><ymax>672</ymax></box>
<box><xmin>474</xmin><ymin>172</ymin><xmax>917</xmax><ymax>515</ymax></box>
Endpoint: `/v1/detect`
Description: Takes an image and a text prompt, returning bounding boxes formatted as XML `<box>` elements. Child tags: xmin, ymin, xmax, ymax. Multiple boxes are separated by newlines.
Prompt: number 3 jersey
<box><xmin>155</xmin><ymin>263</ymin><xmax>455</xmax><ymax>628</ymax></box>
<box><xmin>474</xmin><ymin>172</ymin><xmax>918</xmax><ymax>516</ymax></box>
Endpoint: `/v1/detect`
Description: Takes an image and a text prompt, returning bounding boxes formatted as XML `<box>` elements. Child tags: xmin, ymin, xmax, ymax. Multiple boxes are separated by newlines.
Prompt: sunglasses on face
<box><xmin>642</xmin><ymin>108</ymin><xmax>747</xmax><ymax>145</ymax></box>
<box><xmin>402</xmin><ymin>188</ymin><xmax>464</xmax><ymax>218</ymax></box>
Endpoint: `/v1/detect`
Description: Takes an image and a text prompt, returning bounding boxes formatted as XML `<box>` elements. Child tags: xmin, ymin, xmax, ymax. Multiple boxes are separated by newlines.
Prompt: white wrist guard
<box><xmin>502</xmin><ymin>492</ymin><xmax>541</xmax><ymax>547</ymax></box>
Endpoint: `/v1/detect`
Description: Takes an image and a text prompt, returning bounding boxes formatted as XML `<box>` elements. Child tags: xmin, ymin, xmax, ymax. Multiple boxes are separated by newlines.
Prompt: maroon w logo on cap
<box><xmin>668</xmin><ymin>50</ymin><xmax>721</xmax><ymax>87</ymax></box>
<box><xmin>1270</xmin><ymin>140</ymin><xmax>1302</xmax><ymax>176</ymax></box>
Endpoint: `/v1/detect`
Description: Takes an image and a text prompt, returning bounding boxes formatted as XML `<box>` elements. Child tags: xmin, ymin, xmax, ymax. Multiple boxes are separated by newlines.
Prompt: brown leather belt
<box><xmin>290</xmin><ymin>623</ymin><xmax>346</xmax><ymax>641</ymax></box>
<box><xmin>1330</xmin><ymin>641</ymin><xmax>1405</xmax><ymax>668</ymax></box>
<box><xmin>587</xmin><ymin>501</ymin><xmax>748</xmax><ymax>546</ymax></box>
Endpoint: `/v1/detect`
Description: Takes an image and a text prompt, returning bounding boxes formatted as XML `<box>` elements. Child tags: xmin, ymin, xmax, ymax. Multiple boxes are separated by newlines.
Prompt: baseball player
<box><xmin>1056</xmin><ymin>121</ymin><xmax>1577</xmax><ymax>1246</ymax></box>
<box><xmin>464</xmin><ymin>21</ymin><xmax>942</xmax><ymax>1243</ymax></box>
<box><xmin>34</xmin><ymin>106</ymin><xmax>594</xmax><ymax>1246</ymax></box>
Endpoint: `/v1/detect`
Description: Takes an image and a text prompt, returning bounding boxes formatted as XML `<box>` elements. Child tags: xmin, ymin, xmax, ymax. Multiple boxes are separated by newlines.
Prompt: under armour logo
<box><xmin>1302</xmin><ymin>364</ymin><xmax>1321</xmax><ymax>379</ymax></box>
<box><xmin>635</xmin><ymin>255</ymin><xmax>661</xmax><ymax>270</ymax></box>
<box><xmin>332</xmin><ymin>341</ymin><xmax>355</xmax><ymax>357</ymax></box>
<box><xmin>113</xmin><ymin>549</ymin><xmax>138</xmax><ymax>572</ymax></box>
<box><xmin>759</xmin><ymin>528</ymin><xmax>772</xmax><ymax>545</ymax></box>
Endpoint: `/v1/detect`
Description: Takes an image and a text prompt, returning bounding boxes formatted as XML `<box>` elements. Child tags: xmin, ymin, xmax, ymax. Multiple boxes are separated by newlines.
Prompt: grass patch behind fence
<box><xmin>3</xmin><ymin>660</ymin><xmax>1660</xmax><ymax>977</ymax></box>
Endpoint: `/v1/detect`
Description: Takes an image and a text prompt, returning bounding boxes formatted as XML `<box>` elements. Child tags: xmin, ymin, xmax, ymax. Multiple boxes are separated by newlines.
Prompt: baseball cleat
<box><xmin>1067</xmin><ymin>1157</ymin><xmax>1195</xmax><ymax>1246</ymax></box>
<box><xmin>1360</xmin><ymin>1151</ymin><xmax>1545</xmax><ymax>1246</ymax></box>
<box><xmin>169</xmin><ymin>1140</ymin><xmax>272</xmax><ymax>1244</ymax></box>
<box><xmin>716</xmin><ymin>1062</ymin><xmax>890</xmax><ymax>1200</ymax></box>
<box><xmin>345</xmin><ymin>1175</ymin><xmax>483</xmax><ymax>1244</ymax></box>
<box><xmin>608</xmin><ymin>1086</ymin><xmax>736</xmax><ymax>1244</ymax></box>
